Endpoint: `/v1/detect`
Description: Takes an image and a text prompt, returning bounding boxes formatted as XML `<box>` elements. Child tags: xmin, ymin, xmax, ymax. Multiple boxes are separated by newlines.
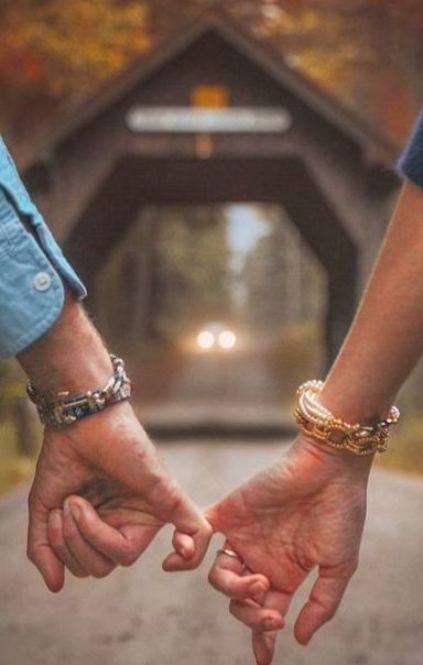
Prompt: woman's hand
<box><xmin>206</xmin><ymin>434</ymin><xmax>373</xmax><ymax>665</ymax></box>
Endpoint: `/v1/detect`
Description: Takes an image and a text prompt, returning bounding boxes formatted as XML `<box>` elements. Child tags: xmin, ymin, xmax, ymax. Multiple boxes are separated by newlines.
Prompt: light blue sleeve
<box><xmin>397</xmin><ymin>112</ymin><xmax>423</xmax><ymax>188</ymax></box>
<box><xmin>0</xmin><ymin>135</ymin><xmax>87</xmax><ymax>358</ymax></box>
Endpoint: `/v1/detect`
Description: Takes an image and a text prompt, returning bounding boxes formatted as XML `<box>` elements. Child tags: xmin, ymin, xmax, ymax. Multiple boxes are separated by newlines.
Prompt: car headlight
<box><xmin>218</xmin><ymin>330</ymin><xmax>236</xmax><ymax>349</ymax></box>
<box><xmin>197</xmin><ymin>330</ymin><xmax>215</xmax><ymax>350</ymax></box>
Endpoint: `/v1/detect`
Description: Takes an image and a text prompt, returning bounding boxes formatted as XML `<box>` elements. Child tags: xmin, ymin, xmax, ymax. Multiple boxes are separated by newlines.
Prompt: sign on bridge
<box><xmin>126</xmin><ymin>107</ymin><xmax>292</xmax><ymax>134</ymax></box>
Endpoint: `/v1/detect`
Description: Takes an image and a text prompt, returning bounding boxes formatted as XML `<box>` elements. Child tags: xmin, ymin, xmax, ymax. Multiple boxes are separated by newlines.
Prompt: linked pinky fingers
<box><xmin>172</xmin><ymin>530</ymin><xmax>196</xmax><ymax>559</ymax></box>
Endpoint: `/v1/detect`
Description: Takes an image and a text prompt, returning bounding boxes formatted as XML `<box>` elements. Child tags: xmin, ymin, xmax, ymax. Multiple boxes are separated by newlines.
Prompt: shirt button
<box><xmin>33</xmin><ymin>271</ymin><xmax>52</xmax><ymax>292</ymax></box>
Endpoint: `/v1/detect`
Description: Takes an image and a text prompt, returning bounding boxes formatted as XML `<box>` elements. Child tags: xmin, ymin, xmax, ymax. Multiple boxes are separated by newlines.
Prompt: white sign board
<box><xmin>126</xmin><ymin>107</ymin><xmax>292</xmax><ymax>134</ymax></box>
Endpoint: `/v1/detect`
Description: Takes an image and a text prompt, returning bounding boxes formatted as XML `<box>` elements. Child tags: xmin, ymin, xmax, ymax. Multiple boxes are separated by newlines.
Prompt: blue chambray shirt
<box><xmin>0</xmin><ymin>136</ymin><xmax>86</xmax><ymax>357</ymax></box>
<box><xmin>397</xmin><ymin>112</ymin><xmax>423</xmax><ymax>189</ymax></box>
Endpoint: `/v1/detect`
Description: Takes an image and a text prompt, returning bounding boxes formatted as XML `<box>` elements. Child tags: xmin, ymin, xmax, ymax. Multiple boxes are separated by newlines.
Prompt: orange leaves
<box><xmin>0</xmin><ymin>0</ymin><xmax>152</xmax><ymax>95</ymax></box>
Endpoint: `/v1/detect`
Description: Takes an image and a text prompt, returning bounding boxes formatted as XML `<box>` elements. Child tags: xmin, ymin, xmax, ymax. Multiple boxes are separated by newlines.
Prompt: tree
<box><xmin>0</xmin><ymin>0</ymin><xmax>151</xmax><ymax>143</ymax></box>
<box><xmin>242</xmin><ymin>207</ymin><xmax>324</xmax><ymax>330</ymax></box>
<box><xmin>1</xmin><ymin>1</ymin><xmax>422</xmax><ymax>150</ymax></box>
<box><xmin>95</xmin><ymin>205</ymin><xmax>232</xmax><ymax>342</ymax></box>
<box><xmin>156</xmin><ymin>206</ymin><xmax>231</xmax><ymax>337</ymax></box>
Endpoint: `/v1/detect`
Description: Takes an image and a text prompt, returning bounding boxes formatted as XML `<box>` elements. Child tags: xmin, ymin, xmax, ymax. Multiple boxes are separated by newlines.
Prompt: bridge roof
<box><xmin>30</xmin><ymin>4</ymin><xmax>398</xmax><ymax>168</ymax></box>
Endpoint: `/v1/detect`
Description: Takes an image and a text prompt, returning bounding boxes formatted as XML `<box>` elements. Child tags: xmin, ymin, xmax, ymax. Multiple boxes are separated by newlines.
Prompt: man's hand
<box><xmin>206</xmin><ymin>435</ymin><xmax>372</xmax><ymax>665</ymax></box>
<box><xmin>27</xmin><ymin>401</ymin><xmax>212</xmax><ymax>591</ymax></box>
<box><xmin>18</xmin><ymin>293</ymin><xmax>211</xmax><ymax>592</ymax></box>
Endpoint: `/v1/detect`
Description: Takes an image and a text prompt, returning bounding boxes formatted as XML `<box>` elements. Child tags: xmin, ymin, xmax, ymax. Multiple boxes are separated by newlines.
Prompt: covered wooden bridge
<box><xmin>25</xmin><ymin>6</ymin><xmax>399</xmax><ymax>362</ymax></box>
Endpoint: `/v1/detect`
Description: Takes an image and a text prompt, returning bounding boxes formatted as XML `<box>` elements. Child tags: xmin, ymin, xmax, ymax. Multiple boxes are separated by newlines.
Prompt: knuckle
<box><xmin>316</xmin><ymin>599</ymin><xmax>336</xmax><ymax>623</ymax></box>
<box><xmin>163</xmin><ymin>481</ymin><xmax>184</xmax><ymax>514</ymax></box>
<box><xmin>120</xmin><ymin>545</ymin><xmax>139</xmax><ymax>567</ymax></box>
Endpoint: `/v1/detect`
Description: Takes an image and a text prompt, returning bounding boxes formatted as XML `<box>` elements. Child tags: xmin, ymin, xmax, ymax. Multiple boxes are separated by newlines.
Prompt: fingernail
<box><xmin>264</xmin><ymin>618</ymin><xmax>279</xmax><ymax>631</ymax></box>
<box><xmin>69</xmin><ymin>504</ymin><xmax>80</xmax><ymax>522</ymax></box>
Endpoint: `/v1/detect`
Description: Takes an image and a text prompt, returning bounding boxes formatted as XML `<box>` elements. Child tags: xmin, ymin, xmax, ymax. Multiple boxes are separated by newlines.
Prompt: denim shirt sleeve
<box><xmin>0</xmin><ymin>135</ymin><xmax>87</xmax><ymax>358</ymax></box>
<box><xmin>397</xmin><ymin>112</ymin><xmax>423</xmax><ymax>188</ymax></box>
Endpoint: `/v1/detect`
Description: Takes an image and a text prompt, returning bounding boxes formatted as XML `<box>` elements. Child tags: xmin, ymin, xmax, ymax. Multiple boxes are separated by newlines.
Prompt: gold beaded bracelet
<box><xmin>294</xmin><ymin>380</ymin><xmax>400</xmax><ymax>456</ymax></box>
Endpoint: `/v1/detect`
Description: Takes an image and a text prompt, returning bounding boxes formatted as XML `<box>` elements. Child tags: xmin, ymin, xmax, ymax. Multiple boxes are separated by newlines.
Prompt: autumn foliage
<box><xmin>0</xmin><ymin>0</ymin><xmax>421</xmax><ymax>147</ymax></box>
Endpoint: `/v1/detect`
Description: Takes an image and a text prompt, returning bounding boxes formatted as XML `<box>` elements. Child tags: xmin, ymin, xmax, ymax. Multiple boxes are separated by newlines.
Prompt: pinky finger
<box><xmin>252</xmin><ymin>630</ymin><xmax>278</xmax><ymax>665</ymax></box>
<box><xmin>172</xmin><ymin>530</ymin><xmax>196</xmax><ymax>560</ymax></box>
<box><xmin>229</xmin><ymin>599</ymin><xmax>284</xmax><ymax>633</ymax></box>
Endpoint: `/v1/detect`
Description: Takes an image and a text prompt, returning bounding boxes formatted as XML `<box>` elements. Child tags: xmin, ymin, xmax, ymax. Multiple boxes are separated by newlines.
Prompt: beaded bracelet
<box><xmin>27</xmin><ymin>354</ymin><xmax>132</xmax><ymax>428</ymax></box>
<box><xmin>294</xmin><ymin>380</ymin><xmax>400</xmax><ymax>456</ymax></box>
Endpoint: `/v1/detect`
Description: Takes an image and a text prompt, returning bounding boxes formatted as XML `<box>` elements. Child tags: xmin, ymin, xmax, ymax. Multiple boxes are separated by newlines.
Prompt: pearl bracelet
<box><xmin>294</xmin><ymin>380</ymin><xmax>400</xmax><ymax>456</ymax></box>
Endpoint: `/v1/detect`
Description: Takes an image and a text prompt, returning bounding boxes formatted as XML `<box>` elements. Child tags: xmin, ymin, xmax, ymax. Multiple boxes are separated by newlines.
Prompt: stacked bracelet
<box><xmin>27</xmin><ymin>354</ymin><xmax>132</xmax><ymax>428</ymax></box>
<box><xmin>294</xmin><ymin>380</ymin><xmax>400</xmax><ymax>456</ymax></box>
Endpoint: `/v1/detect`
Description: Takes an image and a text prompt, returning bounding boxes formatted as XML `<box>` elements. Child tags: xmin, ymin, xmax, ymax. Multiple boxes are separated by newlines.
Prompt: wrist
<box><xmin>293</xmin><ymin>433</ymin><xmax>374</xmax><ymax>479</ymax></box>
<box><xmin>18</xmin><ymin>291</ymin><xmax>112</xmax><ymax>392</ymax></box>
<box><xmin>319</xmin><ymin>383</ymin><xmax>390</xmax><ymax>426</ymax></box>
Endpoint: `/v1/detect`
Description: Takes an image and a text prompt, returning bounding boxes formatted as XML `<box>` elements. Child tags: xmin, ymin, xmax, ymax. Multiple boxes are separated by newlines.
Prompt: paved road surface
<box><xmin>1</xmin><ymin>440</ymin><xmax>423</xmax><ymax>665</ymax></box>
<box><xmin>141</xmin><ymin>347</ymin><xmax>292</xmax><ymax>433</ymax></box>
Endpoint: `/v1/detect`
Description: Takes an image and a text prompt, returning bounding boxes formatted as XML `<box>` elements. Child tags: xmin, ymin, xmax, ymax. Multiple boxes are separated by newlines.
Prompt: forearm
<box><xmin>320</xmin><ymin>180</ymin><xmax>423</xmax><ymax>423</ymax></box>
<box><xmin>17</xmin><ymin>290</ymin><xmax>112</xmax><ymax>392</ymax></box>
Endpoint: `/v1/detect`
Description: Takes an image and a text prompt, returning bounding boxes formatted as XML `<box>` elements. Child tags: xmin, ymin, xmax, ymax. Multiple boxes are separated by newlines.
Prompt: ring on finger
<box><xmin>216</xmin><ymin>547</ymin><xmax>244</xmax><ymax>562</ymax></box>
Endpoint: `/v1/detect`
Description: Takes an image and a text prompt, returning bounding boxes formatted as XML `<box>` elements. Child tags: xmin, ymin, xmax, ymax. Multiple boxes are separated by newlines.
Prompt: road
<box><xmin>2</xmin><ymin>349</ymin><xmax>423</xmax><ymax>664</ymax></box>
<box><xmin>1</xmin><ymin>440</ymin><xmax>423</xmax><ymax>665</ymax></box>
<box><xmin>140</xmin><ymin>347</ymin><xmax>293</xmax><ymax>434</ymax></box>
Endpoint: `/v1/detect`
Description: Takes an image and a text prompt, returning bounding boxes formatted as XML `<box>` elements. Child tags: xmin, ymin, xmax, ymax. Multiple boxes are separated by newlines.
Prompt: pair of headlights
<box><xmin>197</xmin><ymin>329</ymin><xmax>237</xmax><ymax>350</ymax></box>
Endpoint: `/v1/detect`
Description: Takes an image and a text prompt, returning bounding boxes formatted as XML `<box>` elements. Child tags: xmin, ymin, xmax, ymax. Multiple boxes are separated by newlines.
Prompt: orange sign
<box><xmin>191</xmin><ymin>84</ymin><xmax>230</xmax><ymax>109</ymax></box>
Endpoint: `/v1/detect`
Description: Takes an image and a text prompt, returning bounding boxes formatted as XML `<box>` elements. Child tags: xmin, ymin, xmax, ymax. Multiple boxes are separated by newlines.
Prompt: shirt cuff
<box><xmin>0</xmin><ymin>136</ymin><xmax>87</xmax><ymax>357</ymax></box>
<box><xmin>0</xmin><ymin>197</ymin><xmax>65</xmax><ymax>357</ymax></box>
<box><xmin>397</xmin><ymin>112</ymin><xmax>423</xmax><ymax>189</ymax></box>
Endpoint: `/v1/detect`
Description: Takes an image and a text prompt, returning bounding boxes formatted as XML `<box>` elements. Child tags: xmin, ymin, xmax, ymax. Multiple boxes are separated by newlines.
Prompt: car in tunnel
<box><xmin>196</xmin><ymin>322</ymin><xmax>237</xmax><ymax>352</ymax></box>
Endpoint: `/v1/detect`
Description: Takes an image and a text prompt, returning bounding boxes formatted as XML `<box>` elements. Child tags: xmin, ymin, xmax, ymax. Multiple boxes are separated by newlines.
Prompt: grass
<box><xmin>376</xmin><ymin>412</ymin><xmax>423</xmax><ymax>475</ymax></box>
<box><xmin>269</xmin><ymin>321</ymin><xmax>324</xmax><ymax>400</ymax></box>
<box><xmin>0</xmin><ymin>418</ymin><xmax>37</xmax><ymax>495</ymax></box>
<box><xmin>0</xmin><ymin>456</ymin><xmax>35</xmax><ymax>495</ymax></box>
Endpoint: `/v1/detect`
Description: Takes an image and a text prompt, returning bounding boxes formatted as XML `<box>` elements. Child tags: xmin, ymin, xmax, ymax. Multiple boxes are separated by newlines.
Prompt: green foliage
<box><xmin>1</xmin><ymin>0</ymin><xmax>422</xmax><ymax>146</ymax></box>
<box><xmin>0</xmin><ymin>456</ymin><xmax>35</xmax><ymax>496</ymax></box>
<box><xmin>156</xmin><ymin>207</ymin><xmax>231</xmax><ymax>337</ymax></box>
<box><xmin>378</xmin><ymin>412</ymin><xmax>423</xmax><ymax>475</ymax></box>
<box><xmin>243</xmin><ymin>209</ymin><xmax>325</xmax><ymax>331</ymax></box>
<box><xmin>0</xmin><ymin>360</ymin><xmax>27</xmax><ymax>415</ymax></box>
<box><xmin>0</xmin><ymin>0</ymin><xmax>151</xmax><ymax>93</ymax></box>
<box><xmin>0</xmin><ymin>360</ymin><xmax>39</xmax><ymax>493</ymax></box>
<box><xmin>94</xmin><ymin>205</ymin><xmax>232</xmax><ymax>344</ymax></box>
<box><xmin>270</xmin><ymin>321</ymin><xmax>324</xmax><ymax>399</ymax></box>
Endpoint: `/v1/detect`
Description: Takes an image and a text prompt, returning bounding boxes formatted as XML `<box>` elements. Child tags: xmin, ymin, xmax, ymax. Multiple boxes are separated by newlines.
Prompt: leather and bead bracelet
<box><xmin>294</xmin><ymin>380</ymin><xmax>400</xmax><ymax>456</ymax></box>
<box><xmin>27</xmin><ymin>354</ymin><xmax>132</xmax><ymax>428</ymax></box>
